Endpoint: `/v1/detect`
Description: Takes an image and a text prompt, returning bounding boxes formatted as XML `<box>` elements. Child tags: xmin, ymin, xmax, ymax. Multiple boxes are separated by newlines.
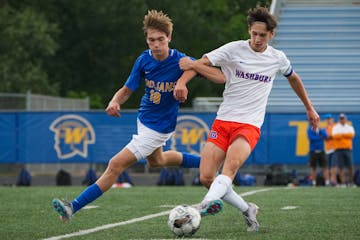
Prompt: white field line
<box><xmin>281</xmin><ymin>206</ymin><xmax>298</xmax><ymax>210</ymax></box>
<box><xmin>41</xmin><ymin>188</ymin><xmax>274</xmax><ymax>240</ymax></box>
<box><xmin>240</xmin><ymin>188</ymin><xmax>273</xmax><ymax>197</ymax></box>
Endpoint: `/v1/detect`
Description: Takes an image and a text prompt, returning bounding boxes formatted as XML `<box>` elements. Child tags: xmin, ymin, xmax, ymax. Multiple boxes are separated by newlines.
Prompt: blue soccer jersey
<box><xmin>125</xmin><ymin>49</ymin><xmax>186</xmax><ymax>133</ymax></box>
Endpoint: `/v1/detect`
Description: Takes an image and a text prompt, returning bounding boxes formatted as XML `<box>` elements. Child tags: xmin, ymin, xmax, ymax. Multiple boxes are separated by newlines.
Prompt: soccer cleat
<box><xmin>243</xmin><ymin>202</ymin><xmax>259</xmax><ymax>232</ymax></box>
<box><xmin>52</xmin><ymin>198</ymin><xmax>73</xmax><ymax>222</ymax></box>
<box><xmin>199</xmin><ymin>199</ymin><xmax>223</xmax><ymax>217</ymax></box>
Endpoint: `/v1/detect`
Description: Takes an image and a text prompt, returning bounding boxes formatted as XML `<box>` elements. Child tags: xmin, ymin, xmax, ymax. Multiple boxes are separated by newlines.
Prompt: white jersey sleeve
<box><xmin>278</xmin><ymin>50</ymin><xmax>293</xmax><ymax>77</ymax></box>
<box><xmin>206</xmin><ymin>41</ymin><xmax>237</xmax><ymax>66</ymax></box>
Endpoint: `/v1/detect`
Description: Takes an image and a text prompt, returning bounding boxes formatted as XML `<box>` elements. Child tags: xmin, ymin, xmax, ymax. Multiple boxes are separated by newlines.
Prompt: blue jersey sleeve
<box><xmin>125</xmin><ymin>55</ymin><xmax>145</xmax><ymax>91</ymax></box>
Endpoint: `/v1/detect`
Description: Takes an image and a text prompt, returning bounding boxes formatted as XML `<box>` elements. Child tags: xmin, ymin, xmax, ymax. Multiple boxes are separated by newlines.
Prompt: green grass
<box><xmin>1</xmin><ymin>186</ymin><xmax>360</xmax><ymax>240</ymax></box>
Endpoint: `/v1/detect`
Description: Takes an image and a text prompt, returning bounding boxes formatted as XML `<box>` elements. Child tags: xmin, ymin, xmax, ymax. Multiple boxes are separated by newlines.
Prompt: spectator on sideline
<box><xmin>307</xmin><ymin>120</ymin><xmax>329</xmax><ymax>186</ymax></box>
<box><xmin>324</xmin><ymin>114</ymin><xmax>338</xmax><ymax>186</ymax></box>
<box><xmin>332</xmin><ymin>113</ymin><xmax>355</xmax><ymax>187</ymax></box>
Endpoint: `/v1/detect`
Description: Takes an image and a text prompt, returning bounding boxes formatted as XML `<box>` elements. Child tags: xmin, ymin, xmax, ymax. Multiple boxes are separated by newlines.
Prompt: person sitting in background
<box><xmin>324</xmin><ymin>114</ymin><xmax>337</xmax><ymax>186</ymax></box>
<box><xmin>307</xmin><ymin>121</ymin><xmax>329</xmax><ymax>186</ymax></box>
<box><xmin>332</xmin><ymin>113</ymin><xmax>355</xmax><ymax>187</ymax></box>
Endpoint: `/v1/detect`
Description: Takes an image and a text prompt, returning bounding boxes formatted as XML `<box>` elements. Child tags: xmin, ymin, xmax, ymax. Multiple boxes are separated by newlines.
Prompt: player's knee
<box><xmin>200</xmin><ymin>174</ymin><xmax>214</xmax><ymax>189</ymax></box>
<box><xmin>147</xmin><ymin>158</ymin><xmax>165</xmax><ymax>168</ymax></box>
<box><xmin>228</xmin><ymin>158</ymin><xmax>243</xmax><ymax>170</ymax></box>
<box><xmin>107</xmin><ymin>159</ymin><xmax>124</xmax><ymax>177</ymax></box>
<box><xmin>148</xmin><ymin>161</ymin><xmax>159</xmax><ymax>168</ymax></box>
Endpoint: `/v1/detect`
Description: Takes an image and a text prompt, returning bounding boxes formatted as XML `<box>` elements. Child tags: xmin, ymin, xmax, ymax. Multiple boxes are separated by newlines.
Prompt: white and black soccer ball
<box><xmin>168</xmin><ymin>205</ymin><xmax>201</xmax><ymax>237</ymax></box>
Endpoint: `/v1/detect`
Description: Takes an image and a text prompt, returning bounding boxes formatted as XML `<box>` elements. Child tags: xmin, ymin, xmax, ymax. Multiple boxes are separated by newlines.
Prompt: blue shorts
<box><xmin>334</xmin><ymin>149</ymin><xmax>353</xmax><ymax>169</ymax></box>
<box><xmin>326</xmin><ymin>152</ymin><xmax>337</xmax><ymax>168</ymax></box>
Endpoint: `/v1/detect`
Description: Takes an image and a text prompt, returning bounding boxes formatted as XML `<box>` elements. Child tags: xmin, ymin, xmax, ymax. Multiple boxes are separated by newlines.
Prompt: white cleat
<box><xmin>243</xmin><ymin>202</ymin><xmax>259</xmax><ymax>232</ymax></box>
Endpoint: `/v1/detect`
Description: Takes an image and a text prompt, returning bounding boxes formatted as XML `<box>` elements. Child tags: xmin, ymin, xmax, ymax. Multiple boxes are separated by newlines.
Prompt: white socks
<box><xmin>203</xmin><ymin>174</ymin><xmax>232</xmax><ymax>202</ymax></box>
<box><xmin>203</xmin><ymin>174</ymin><xmax>249</xmax><ymax>212</ymax></box>
<box><xmin>222</xmin><ymin>188</ymin><xmax>249</xmax><ymax>212</ymax></box>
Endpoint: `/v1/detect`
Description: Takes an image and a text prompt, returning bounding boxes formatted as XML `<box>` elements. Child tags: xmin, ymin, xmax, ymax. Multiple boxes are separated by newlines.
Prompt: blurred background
<box><xmin>0</xmin><ymin>0</ymin><xmax>359</xmax><ymax>187</ymax></box>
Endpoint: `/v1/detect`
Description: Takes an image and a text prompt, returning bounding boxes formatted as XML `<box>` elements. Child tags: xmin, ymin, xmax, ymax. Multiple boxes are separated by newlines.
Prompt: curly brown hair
<box><xmin>247</xmin><ymin>7</ymin><xmax>277</xmax><ymax>32</ymax></box>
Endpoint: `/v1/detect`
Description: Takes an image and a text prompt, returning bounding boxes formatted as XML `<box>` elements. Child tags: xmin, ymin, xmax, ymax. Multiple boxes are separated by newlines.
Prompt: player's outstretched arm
<box><xmin>174</xmin><ymin>69</ymin><xmax>197</xmax><ymax>103</ymax></box>
<box><xmin>105</xmin><ymin>86</ymin><xmax>133</xmax><ymax>117</ymax></box>
<box><xmin>179</xmin><ymin>56</ymin><xmax>226</xmax><ymax>84</ymax></box>
<box><xmin>174</xmin><ymin>56</ymin><xmax>225</xmax><ymax>103</ymax></box>
<box><xmin>287</xmin><ymin>71</ymin><xmax>319</xmax><ymax>128</ymax></box>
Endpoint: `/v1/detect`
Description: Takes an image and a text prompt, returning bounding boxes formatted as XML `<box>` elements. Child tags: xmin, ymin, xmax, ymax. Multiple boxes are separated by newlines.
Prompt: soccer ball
<box><xmin>168</xmin><ymin>205</ymin><xmax>201</xmax><ymax>237</ymax></box>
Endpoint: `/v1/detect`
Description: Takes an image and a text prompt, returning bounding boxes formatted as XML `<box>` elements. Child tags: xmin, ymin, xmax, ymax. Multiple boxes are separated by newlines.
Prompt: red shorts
<box><xmin>207</xmin><ymin>119</ymin><xmax>261</xmax><ymax>152</ymax></box>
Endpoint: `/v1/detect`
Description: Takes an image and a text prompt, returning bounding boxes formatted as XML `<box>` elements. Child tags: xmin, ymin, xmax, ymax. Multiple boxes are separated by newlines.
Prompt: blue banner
<box><xmin>0</xmin><ymin>113</ymin><xmax>17</xmax><ymax>163</ymax></box>
<box><xmin>0</xmin><ymin>111</ymin><xmax>358</xmax><ymax>165</ymax></box>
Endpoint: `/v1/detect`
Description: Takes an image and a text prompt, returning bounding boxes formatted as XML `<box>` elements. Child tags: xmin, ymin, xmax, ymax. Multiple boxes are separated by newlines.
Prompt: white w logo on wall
<box><xmin>49</xmin><ymin>114</ymin><xmax>95</xmax><ymax>159</ymax></box>
<box><xmin>170</xmin><ymin>115</ymin><xmax>209</xmax><ymax>155</ymax></box>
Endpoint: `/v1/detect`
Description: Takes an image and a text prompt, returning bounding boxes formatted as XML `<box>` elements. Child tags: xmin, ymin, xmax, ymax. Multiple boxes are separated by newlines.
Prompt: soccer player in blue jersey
<box><xmin>52</xmin><ymin>10</ymin><xmax>225</xmax><ymax>222</ymax></box>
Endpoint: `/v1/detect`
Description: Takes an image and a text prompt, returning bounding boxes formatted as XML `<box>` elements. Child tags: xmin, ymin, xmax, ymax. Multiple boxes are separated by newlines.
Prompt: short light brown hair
<box><xmin>247</xmin><ymin>7</ymin><xmax>277</xmax><ymax>32</ymax></box>
<box><xmin>143</xmin><ymin>10</ymin><xmax>173</xmax><ymax>37</ymax></box>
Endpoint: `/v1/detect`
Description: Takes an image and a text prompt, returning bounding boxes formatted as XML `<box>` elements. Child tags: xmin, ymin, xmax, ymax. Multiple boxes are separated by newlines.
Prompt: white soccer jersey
<box><xmin>206</xmin><ymin>40</ymin><xmax>293</xmax><ymax>128</ymax></box>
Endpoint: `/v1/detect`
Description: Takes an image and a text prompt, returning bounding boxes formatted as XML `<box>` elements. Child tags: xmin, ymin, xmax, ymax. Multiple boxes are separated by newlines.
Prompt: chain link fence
<box><xmin>0</xmin><ymin>91</ymin><xmax>89</xmax><ymax>111</ymax></box>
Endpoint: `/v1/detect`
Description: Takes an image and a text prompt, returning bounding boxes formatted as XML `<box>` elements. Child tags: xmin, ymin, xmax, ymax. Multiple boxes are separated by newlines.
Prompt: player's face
<box><xmin>146</xmin><ymin>28</ymin><xmax>171</xmax><ymax>61</ymax></box>
<box><xmin>248</xmin><ymin>22</ymin><xmax>274</xmax><ymax>52</ymax></box>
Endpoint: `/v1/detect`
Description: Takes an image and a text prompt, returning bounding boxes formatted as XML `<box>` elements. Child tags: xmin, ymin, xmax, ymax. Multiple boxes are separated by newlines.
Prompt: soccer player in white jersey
<box><xmin>52</xmin><ymin>10</ymin><xmax>225</xmax><ymax>222</ymax></box>
<box><xmin>174</xmin><ymin>7</ymin><xmax>319</xmax><ymax>232</ymax></box>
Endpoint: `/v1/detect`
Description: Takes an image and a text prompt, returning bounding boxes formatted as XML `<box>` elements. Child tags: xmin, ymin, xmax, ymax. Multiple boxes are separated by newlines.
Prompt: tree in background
<box><xmin>1</xmin><ymin>0</ymin><xmax>270</xmax><ymax>109</ymax></box>
<box><xmin>0</xmin><ymin>3</ymin><xmax>59</xmax><ymax>95</ymax></box>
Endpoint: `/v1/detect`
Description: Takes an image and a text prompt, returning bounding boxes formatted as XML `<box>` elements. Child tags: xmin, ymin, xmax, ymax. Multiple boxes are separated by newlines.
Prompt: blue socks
<box><xmin>180</xmin><ymin>152</ymin><xmax>201</xmax><ymax>168</ymax></box>
<box><xmin>71</xmin><ymin>183</ymin><xmax>103</xmax><ymax>214</ymax></box>
<box><xmin>70</xmin><ymin>154</ymin><xmax>199</xmax><ymax>214</ymax></box>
